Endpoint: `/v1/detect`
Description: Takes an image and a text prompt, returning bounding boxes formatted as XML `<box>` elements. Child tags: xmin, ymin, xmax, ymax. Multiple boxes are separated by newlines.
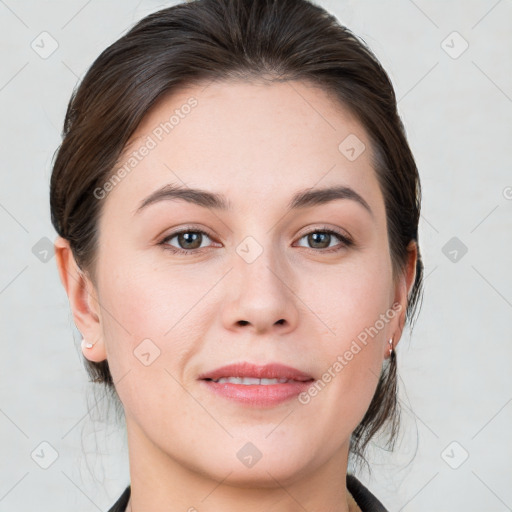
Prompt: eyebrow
<box><xmin>135</xmin><ymin>183</ymin><xmax>373</xmax><ymax>217</ymax></box>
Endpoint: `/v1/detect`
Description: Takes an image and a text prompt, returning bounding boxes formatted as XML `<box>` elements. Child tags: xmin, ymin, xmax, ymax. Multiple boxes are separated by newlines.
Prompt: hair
<box><xmin>50</xmin><ymin>0</ymin><xmax>424</xmax><ymax>467</ymax></box>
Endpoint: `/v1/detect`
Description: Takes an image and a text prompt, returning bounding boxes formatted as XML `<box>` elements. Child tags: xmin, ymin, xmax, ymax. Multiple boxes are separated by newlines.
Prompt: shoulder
<box><xmin>107</xmin><ymin>485</ymin><xmax>131</xmax><ymax>512</ymax></box>
<box><xmin>346</xmin><ymin>474</ymin><xmax>388</xmax><ymax>512</ymax></box>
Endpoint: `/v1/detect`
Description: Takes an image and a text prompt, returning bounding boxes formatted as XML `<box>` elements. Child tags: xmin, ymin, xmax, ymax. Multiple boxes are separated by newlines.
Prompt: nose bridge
<box><xmin>237</xmin><ymin>235</ymin><xmax>285</xmax><ymax>292</ymax></box>
<box><xmin>236</xmin><ymin>232</ymin><xmax>289</xmax><ymax>301</ymax></box>
<box><xmin>222</xmin><ymin>231</ymin><xmax>299</xmax><ymax>332</ymax></box>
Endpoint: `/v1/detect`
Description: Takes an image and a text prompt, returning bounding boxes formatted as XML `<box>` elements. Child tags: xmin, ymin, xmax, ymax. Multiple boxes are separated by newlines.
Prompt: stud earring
<box><xmin>82</xmin><ymin>338</ymin><xmax>94</xmax><ymax>349</ymax></box>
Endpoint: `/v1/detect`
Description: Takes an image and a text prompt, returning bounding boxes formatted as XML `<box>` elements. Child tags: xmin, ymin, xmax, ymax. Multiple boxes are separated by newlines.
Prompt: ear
<box><xmin>54</xmin><ymin>236</ymin><xmax>107</xmax><ymax>362</ymax></box>
<box><xmin>385</xmin><ymin>240</ymin><xmax>418</xmax><ymax>359</ymax></box>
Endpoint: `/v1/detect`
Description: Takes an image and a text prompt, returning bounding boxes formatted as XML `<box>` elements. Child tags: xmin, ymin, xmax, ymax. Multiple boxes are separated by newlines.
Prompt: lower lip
<box><xmin>199</xmin><ymin>379</ymin><xmax>315</xmax><ymax>407</ymax></box>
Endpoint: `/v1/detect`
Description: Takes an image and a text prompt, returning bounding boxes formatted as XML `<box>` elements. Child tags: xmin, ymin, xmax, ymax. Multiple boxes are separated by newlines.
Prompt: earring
<box><xmin>388</xmin><ymin>337</ymin><xmax>394</xmax><ymax>357</ymax></box>
<box><xmin>82</xmin><ymin>338</ymin><xmax>94</xmax><ymax>349</ymax></box>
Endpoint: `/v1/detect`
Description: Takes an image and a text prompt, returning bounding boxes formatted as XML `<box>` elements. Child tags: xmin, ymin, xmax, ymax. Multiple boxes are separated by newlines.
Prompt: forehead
<box><xmin>104</xmin><ymin>79</ymin><xmax>382</xmax><ymax>217</ymax></box>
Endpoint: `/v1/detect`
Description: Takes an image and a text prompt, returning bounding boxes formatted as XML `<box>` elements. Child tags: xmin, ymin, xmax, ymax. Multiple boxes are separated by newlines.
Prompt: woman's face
<box><xmin>73</xmin><ymin>79</ymin><xmax>414</xmax><ymax>486</ymax></box>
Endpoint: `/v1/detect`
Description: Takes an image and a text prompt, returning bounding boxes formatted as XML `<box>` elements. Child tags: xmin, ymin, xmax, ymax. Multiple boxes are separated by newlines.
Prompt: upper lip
<box><xmin>198</xmin><ymin>362</ymin><xmax>314</xmax><ymax>382</ymax></box>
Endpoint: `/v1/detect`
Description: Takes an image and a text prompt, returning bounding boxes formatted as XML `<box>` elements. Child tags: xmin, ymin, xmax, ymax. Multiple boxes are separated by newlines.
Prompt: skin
<box><xmin>55</xmin><ymin>79</ymin><xmax>417</xmax><ymax>512</ymax></box>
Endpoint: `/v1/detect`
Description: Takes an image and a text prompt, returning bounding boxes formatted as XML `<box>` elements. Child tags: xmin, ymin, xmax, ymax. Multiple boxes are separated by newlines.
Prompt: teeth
<box><xmin>213</xmin><ymin>377</ymin><xmax>290</xmax><ymax>385</ymax></box>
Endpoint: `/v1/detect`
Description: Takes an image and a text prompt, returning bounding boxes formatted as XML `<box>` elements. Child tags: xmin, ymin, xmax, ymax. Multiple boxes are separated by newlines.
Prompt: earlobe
<box><xmin>54</xmin><ymin>236</ymin><xmax>107</xmax><ymax>362</ymax></box>
<box><xmin>80</xmin><ymin>337</ymin><xmax>107</xmax><ymax>362</ymax></box>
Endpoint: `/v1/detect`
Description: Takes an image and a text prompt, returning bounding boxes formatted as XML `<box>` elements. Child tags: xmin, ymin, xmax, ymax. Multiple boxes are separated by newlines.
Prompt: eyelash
<box><xmin>158</xmin><ymin>225</ymin><xmax>353</xmax><ymax>256</ymax></box>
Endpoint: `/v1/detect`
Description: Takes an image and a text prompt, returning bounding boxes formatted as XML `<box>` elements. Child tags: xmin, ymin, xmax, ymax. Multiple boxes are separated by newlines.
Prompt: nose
<box><xmin>220</xmin><ymin>244</ymin><xmax>300</xmax><ymax>335</ymax></box>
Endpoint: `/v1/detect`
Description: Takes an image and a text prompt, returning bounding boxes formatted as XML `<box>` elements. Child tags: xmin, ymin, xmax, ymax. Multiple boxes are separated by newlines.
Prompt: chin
<box><xmin>190</xmin><ymin>436</ymin><xmax>321</xmax><ymax>488</ymax></box>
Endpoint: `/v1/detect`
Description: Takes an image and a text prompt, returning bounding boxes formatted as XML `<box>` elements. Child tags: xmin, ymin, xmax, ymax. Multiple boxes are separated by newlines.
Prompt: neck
<box><xmin>124</xmin><ymin>419</ymin><xmax>354</xmax><ymax>512</ymax></box>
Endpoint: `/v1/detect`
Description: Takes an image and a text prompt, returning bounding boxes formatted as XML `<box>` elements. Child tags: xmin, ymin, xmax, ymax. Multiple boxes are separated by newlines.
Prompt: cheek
<box><xmin>96</xmin><ymin>257</ymin><xmax>218</xmax><ymax>373</ymax></box>
<box><xmin>99</xmin><ymin>248</ymin><xmax>202</xmax><ymax>333</ymax></box>
<box><xmin>308</xmin><ymin>248</ymin><xmax>393</xmax><ymax>341</ymax></box>
<box><xmin>95</xmin><ymin>264</ymin><xmax>193</xmax><ymax>416</ymax></box>
<box><xmin>302</xmin><ymin>252</ymin><xmax>392</xmax><ymax>419</ymax></box>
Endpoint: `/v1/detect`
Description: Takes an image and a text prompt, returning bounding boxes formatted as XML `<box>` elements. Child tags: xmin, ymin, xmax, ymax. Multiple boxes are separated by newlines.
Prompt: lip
<box><xmin>198</xmin><ymin>362</ymin><xmax>315</xmax><ymax>407</ymax></box>
<box><xmin>197</xmin><ymin>362</ymin><xmax>314</xmax><ymax>381</ymax></box>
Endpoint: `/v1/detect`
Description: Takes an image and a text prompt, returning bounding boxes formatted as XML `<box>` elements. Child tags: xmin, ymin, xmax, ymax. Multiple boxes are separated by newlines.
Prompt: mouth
<box><xmin>198</xmin><ymin>362</ymin><xmax>315</xmax><ymax>407</ymax></box>
<box><xmin>198</xmin><ymin>361</ymin><xmax>314</xmax><ymax>382</ymax></box>
<box><xmin>203</xmin><ymin>377</ymin><xmax>301</xmax><ymax>385</ymax></box>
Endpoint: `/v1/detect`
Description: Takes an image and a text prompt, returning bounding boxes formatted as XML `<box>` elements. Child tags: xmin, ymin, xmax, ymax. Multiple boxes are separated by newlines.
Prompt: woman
<box><xmin>50</xmin><ymin>0</ymin><xmax>423</xmax><ymax>510</ymax></box>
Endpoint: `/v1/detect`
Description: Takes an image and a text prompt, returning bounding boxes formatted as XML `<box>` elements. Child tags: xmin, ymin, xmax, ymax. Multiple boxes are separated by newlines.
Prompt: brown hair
<box><xmin>50</xmin><ymin>0</ymin><xmax>423</xmax><ymax>466</ymax></box>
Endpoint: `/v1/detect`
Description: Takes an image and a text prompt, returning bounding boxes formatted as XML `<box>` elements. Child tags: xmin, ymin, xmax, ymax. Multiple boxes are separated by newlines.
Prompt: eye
<box><xmin>158</xmin><ymin>226</ymin><xmax>353</xmax><ymax>256</ymax></box>
<box><xmin>295</xmin><ymin>228</ymin><xmax>353</xmax><ymax>252</ymax></box>
<box><xmin>159</xmin><ymin>228</ymin><xmax>216</xmax><ymax>255</ymax></box>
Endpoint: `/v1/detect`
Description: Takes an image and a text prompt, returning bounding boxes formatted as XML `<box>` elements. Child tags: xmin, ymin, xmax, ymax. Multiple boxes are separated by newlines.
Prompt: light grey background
<box><xmin>1</xmin><ymin>0</ymin><xmax>511</xmax><ymax>511</ymax></box>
